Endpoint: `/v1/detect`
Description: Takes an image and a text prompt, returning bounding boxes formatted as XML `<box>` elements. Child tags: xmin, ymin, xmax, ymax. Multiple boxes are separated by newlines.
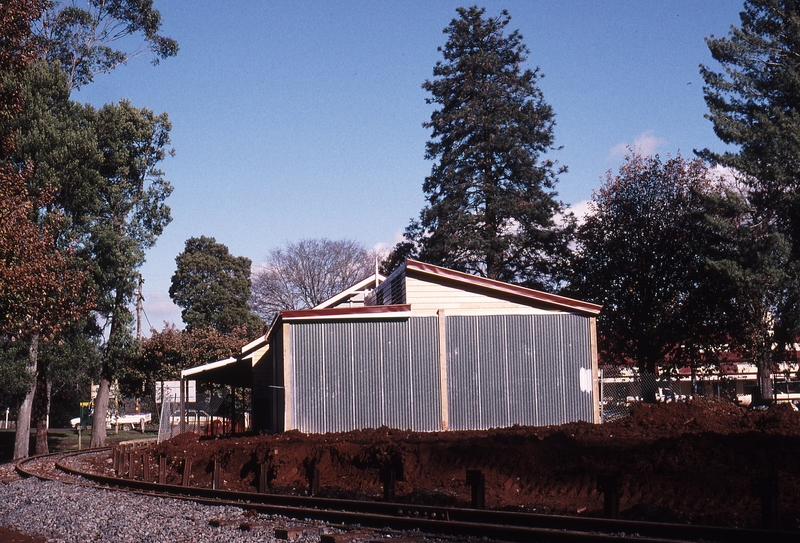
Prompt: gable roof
<box><xmin>313</xmin><ymin>272</ymin><xmax>385</xmax><ymax>309</ymax></box>
<box><xmin>402</xmin><ymin>259</ymin><xmax>602</xmax><ymax>317</ymax></box>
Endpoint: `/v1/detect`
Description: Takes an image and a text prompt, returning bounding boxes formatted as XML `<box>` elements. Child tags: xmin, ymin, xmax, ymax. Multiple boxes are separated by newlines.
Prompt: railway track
<box><xmin>14</xmin><ymin>449</ymin><xmax>798</xmax><ymax>543</ymax></box>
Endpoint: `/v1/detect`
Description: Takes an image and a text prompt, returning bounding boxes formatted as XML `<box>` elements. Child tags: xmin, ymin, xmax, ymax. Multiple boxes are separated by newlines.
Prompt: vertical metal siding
<box><xmin>532</xmin><ymin>317</ymin><xmax>564</xmax><ymax>426</ymax></box>
<box><xmin>561</xmin><ymin>315</ymin><xmax>594</xmax><ymax>422</ymax></box>
<box><xmin>447</xmin><ymin>314</ymin><xmax>593</xmax><ymax>430</ymax></box>
<box><xmin>504</xmin><ymin>316</ymin><xmax>538</xmax><ymax>427</ymax></box>
<box><xmin>290</xmin><ymin>317</ymin><xmax>440</xmax><ymax>433</ymax></box>
<box><xmin>352</xmin><ymin>322</ymin><xmax>383</xmax><ymax>429</ymax></box>
<box><xmin>380</xmin><ymin>321</ymin><xmax>412</xmax><ymax>429</ymax></box>
<box><xmin>324</xmin><ymin>323</ymin><xmax>354</xmax><ymax>433</ymax></box>
<box><xmin>292</xmin><ymin>323</ymin><xmax>326</xmax><ymax>433</ymax></box>
<box><xmin>447</xmin><ymin>317</ymin><xmax>482</xmax><ymax>429</ymax></box>
<box><xmin>286</xmin><ymin>314</ymin><xmax>592</xmax><ymax>434</ymax></box>
<box><xmin>410</xmin><ymin>317</ymin><xmax>442</xmax><ymax>431</ymax></box>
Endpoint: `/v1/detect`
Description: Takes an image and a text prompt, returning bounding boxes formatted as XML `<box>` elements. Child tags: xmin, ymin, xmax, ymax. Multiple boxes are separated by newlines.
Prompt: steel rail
<box><xmin>15</xmin><ymin>449</ymin><xmax>799</xmax><ymax>543</ymax></box>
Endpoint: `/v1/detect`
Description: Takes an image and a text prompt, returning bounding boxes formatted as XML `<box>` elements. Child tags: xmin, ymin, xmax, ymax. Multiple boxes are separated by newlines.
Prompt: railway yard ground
<box><xmin>141</xmin><ymin>397</ymin><xmax>800</xmax><ymax>529</ymax></box>
<box><xmin>2</xmin><ymin>397</ymin><xmax>800</xmax><ymax>541</ymax></box>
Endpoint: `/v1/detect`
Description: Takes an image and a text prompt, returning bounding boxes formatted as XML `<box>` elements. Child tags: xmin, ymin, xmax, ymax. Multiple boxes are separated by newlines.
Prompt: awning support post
<box><xmin>179</xmin><ymin>376</ymin><xmax>186</xmax><ymax>434</ymax></box>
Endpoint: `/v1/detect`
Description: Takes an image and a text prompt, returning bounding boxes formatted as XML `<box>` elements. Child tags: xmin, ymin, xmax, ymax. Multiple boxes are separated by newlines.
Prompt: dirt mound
<box><xmin>140</xmin><ymin>398</ymin><xmax>800</xmax><ymax>530</ymax></box>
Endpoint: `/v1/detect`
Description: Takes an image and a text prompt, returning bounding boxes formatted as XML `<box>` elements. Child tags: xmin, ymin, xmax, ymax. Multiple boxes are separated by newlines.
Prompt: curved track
<box><xmin>15</xmin><ymin>449</ymin><xmax>796</xmax><ymax>543</ymax></box>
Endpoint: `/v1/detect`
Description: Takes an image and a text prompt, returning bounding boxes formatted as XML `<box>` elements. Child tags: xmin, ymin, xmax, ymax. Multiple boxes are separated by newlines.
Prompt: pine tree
<box><xmin>399</xmin><ymin>7</ymin><xmax>571</xmax><ymax>290</ymax></box>
<box><xmin>699</xmin><ymin>0</ymin><xmax>800</xmax><ymax>399</ymax></box>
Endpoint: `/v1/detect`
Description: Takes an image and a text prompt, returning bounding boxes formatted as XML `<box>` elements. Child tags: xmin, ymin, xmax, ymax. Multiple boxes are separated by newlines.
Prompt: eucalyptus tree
<box><xmin>33</xmin><ymin>0</ymin><xmax>178</xmax><ymax>90</ymax></box>
<box><xmin>393</xmin><ymin>7</ymin><xmax>572</xmax><ymax>290</ymax></box>
<box><xmin>85</xmin><ymin>100</ymin><xmax>173</xmax><ymax>447</ymax></box>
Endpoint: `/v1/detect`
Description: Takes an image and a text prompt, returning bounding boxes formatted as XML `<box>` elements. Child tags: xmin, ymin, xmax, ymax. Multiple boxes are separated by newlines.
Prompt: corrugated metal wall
<box><xmin>290</xmin><ymin>317</ymin><xmax>441</xmax><ymax>433</ymax></box>
<box><xmin>252</xmin><ymin>329</ymin><xmax>284</xmax><ymax>434</ymax></box>
<box><xmin>279</xmin><ymin>313</ymin><xmax>594</xmax><ymax>434</ymax></box>
<box><xmin>446</xmin><ymin>314</ymin><xmax>594</xmax><ymax>430</ymax></box>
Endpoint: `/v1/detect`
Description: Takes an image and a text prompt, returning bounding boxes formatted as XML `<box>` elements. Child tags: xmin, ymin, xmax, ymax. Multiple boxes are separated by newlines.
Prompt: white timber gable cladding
<box><xmin>404</xmin><ymin>275</ymin><xmax>556</xmax><ymax>316</ymax></box>
<box><xmin>368</xmin><ymin>260</ymin><xmax>592</xmax><ymax>317</ymax></box>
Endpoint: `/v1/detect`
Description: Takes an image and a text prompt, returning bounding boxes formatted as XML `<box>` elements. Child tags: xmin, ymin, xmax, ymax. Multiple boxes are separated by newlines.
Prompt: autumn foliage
<box><xmin>0</xmin><ymin>175</ymin><xmax>93</xmax><ymax>340</ymax></box>
<box><xmin>135</xmin><ymin>324</ymin><xmax>253</xmax><ymax>384</ymax></box>
<box><xmin>1</xmin><ymin>0</ymin><xmax>92</xmax><ymax>341</ymax></box>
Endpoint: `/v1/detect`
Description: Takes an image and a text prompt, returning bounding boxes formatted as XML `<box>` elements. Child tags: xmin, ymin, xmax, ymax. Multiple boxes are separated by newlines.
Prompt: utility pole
<box><xmin>136</xmin><ymin>274</ymin><xmax>144</xmax><ymax>339</ymax></box>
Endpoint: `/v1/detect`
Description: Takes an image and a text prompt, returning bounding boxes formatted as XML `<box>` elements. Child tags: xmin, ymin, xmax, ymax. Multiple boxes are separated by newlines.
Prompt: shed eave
<box><xmin>282</xmin><ymin>304</ymin><xmax>412</xmax><ymax>322</ymax></box>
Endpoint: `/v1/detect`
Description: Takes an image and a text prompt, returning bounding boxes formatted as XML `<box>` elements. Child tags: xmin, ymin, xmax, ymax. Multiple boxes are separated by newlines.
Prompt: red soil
<box><xmin>139</xmin><ymin>397</ymin><xmax>800</xmax><ymax>530</ymax></box>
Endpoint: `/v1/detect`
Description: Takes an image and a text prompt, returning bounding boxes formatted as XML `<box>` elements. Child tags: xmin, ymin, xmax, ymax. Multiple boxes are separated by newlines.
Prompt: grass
<box><xmin>0</xmin><ymin>428</ymin><xmax>158</xmax><ymax>463</ymax></box>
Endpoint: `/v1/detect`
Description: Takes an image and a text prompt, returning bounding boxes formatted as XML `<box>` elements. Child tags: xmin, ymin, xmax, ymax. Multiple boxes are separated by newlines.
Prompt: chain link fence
<box><xmin>156</xmin><ymin>384</ymin><xmax>250</xmax><ymax>443</ymax></box>
<box><xmin>598</xmin><ymin>366</ymin><xmax>756</xmax><ymax>423</ymax></box>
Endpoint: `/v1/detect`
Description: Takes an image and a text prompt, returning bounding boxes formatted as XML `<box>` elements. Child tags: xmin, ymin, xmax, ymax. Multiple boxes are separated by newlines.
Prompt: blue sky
<box><xmin>74</xmin><ymin>1</ymin><xmax>744</xmax><ymax>331</ymax></box>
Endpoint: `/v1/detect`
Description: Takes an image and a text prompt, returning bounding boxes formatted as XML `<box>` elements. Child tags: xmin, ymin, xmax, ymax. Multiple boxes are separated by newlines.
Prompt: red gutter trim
<box><xmin>405</xmin><ymin>260</ymin><xmax>602</xmax><ymax>316</ymax></box>
<box><xmin>282</xmin><ymin>304</ymin><xmax>412</xmax><ymax>321</ymax></box>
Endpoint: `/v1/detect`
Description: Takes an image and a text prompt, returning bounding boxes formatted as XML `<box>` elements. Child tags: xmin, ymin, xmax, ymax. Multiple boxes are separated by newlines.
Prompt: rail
<box><xmin>15</xmin><ymin>449</ymin><xmax>798</xmax><ymax>543</ymax></box>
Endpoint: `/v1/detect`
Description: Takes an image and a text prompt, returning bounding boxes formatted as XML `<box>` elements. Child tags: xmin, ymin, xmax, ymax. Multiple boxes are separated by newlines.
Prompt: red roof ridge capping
<box><xmin>282</xmin><ymin>304</ymin><xmax>412</xmax><ymax>320</ymax></box>
<box><xmin>404</xmin><ymin>259</ymin><xmax>602</xmax><ymax>316</ymax></box>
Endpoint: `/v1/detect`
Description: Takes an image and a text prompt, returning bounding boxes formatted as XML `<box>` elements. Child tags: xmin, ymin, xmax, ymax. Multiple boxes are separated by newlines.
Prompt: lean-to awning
<box><xmin>180</xmin><ymin>355</ymin><xmax>254</xmax><ymax>388</ymax></box>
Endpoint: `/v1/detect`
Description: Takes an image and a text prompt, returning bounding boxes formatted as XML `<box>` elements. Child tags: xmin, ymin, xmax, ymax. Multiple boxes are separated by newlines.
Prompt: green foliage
<box><xmin>35</xmin><ymin>0</ymin><xmax>179</xmax><ymax>89</ymax></box>
<box><xmin>398</xmin><ymin>7</ymin><xmax>572</xmax><ymax>289</ymax></box>
<box><xmin>13</xmin><ymin>94</ymin><xmax>175</xmax><ymax>441</ymax></box>
<box><xmin>700</xmin><ymin>0</ymin><xmax>800</xmax><ymax>395</ymax></box>
<box><xmin>72</xmin><ymin>100</ymin><xmax>173</xmax><ymax>378</ymax></box>
<box><xmin>0</xmin><ymin>340</ymin><xmax>33</xmax><ymax>411</ymax></box>
<box><xmin>12</xmin><ymin>67</ymin><xmax>172</xmax><ymax>357</ymax></box>
<box><xmin>570</xmin><ymin>153</ymin><xmax>739</xmax><ymax>374</ymax></box>
<box><xmin>0</xmin><ymin>64</ymin><xmax>93</xmax><ymax>343</ymax></box>
<box><xmin>170</xmin><ymin>236</ymin><xmax>263</xmax><ymax>335</ymax></box>
<box><xmin>700</xmin><ymin>0</ymin><xmax>800</xmax><ymax>223</ymax></box>
<box><xmin>2</xmin><ymin>0</ymin><xmax>176</xmax><ymax>450</ymax></box>
<box><xmin>16</xmin><ymin>62</ymin><xmax>103</xmax><ymax>239</ymax></box>
<box><xmin>36</xmin><ymin>320</ymin><xmax>100</xmax><ymax>425</ymax></box>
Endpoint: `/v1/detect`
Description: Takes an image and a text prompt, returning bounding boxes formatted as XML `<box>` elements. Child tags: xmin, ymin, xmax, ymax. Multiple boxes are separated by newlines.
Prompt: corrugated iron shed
<box><xmin>183</xmin><ymin>261</ymin><xmax>602</xmax><ymax>435</ymax></box>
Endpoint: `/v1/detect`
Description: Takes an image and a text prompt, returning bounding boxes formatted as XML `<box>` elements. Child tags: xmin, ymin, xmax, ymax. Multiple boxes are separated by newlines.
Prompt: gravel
<box><xmin>0</xmin><ymin>477</ymin><xmax>327</xmax><ymax>542</ymax></box>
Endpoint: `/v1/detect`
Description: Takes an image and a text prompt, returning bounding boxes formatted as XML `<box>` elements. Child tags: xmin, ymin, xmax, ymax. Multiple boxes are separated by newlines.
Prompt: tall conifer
<box><xmin>400</xmin><ymin>7</ymin><xmax>571</xmax><ymax>290</ymax></box>
<box><xmin>700</xmin><ymin>0</ymin><xmax>800</xmax><ymax>399</ymax></box>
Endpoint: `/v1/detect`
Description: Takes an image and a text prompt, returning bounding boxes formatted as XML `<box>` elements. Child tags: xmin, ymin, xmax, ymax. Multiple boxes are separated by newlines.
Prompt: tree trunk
<box><xmin>90</xmin><ymin>377</ymin><xmax>110</xmax><ymax>448</ymax></box>
<box><xmin>92</xmin><ymin>286</ymin><xmax>126</xmax><ymax>448</ymax></box>
<box><xmin>13</xmin><ymin>334</ymin><xmax>39</xmax><ymax>460</ymax></box>
<box><xmin>34</xmin><ymin>363</ymin><xmax>51</xmax><ymax>455</ymax></box>
<box><xmin>639</xmin><ymin>356</ymin><xmax>658</xmax><ymax>403</ymax></box>
<box><xmin>757</xmin><ymin>359</ymin><xmax>774</xmax><ymax>405</ymax></box>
